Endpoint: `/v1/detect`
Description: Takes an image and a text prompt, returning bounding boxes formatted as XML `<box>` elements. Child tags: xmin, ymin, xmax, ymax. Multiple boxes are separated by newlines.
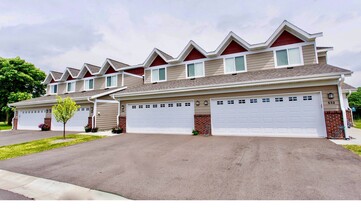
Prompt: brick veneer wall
<box><xmin>88</xmin><ymin>117</ymin><xmax>92</xmax><ymax>128</ymax></box>
<box><xmin>324</xmin><ymin>111</ymin><xmax>345</xmax><ymax>139</ymax></box>
<box><xmin>44</xmin><ymin>118</ymin><xmax>51</xmax><ymax>130</ymax></box>
<box><xmin>13</xmin><ymin>118</ymin><xmax>18</xmax><ymax>130</ymax></box>
<box><xmin>118</xmin><ymin>116</ymin><xmax>126</xmax><ymax>133</ymax></box>
<box><xmin>194</xmin><ymin>114</ymin><xmax>211</xmax><ymax>135</ymax></box>
<box><xmin>346</xmin><ymin>110</ymin><xmax>353</xmax><ymax>126</ymax></box>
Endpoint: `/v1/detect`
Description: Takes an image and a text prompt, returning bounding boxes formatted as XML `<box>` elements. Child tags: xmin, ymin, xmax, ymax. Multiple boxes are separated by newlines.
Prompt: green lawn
<box><xmin>0</xmin><ymin>134</ymin><xmax>103</xmax><ymax>160</ymax></box>
<box><xmin>343</xmin><ymin>145</ymin><xmax>361</xmax><ymax>156</ymax></box>
<box><xmin>353</xmin><ymin>119</ymin><xmax>361</xmax><ymax>129</ymax></box>
<box><xmin>0</xmin><ymin>122</ymin><xmax>12</xmax><ymax>130</ymax></box>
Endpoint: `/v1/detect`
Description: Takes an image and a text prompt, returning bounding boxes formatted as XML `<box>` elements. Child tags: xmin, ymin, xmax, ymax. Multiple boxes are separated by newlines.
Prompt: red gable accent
<box><xmin>105</xmin><ymin>65</ymin><xmax>116</xmax><ymax>74</ymax></box>
<box><xmin>184</xmin><ymin>48</ymin><xmax>206</xmax><ymax>61</ymax></box>
<box><xmin>50</xmin><ymin>79</ymin><xmax>55</xmax><ymax>83</ymax></box>
<box><xmin>66</xmin><ymin>74</ymin><xmax>75</xmax><ymax>81</ymax></box>
<box><xmin>221</xmin><ymin>40</ymin><xmax>247</xmax><ymax>55</ymax></box>
<box><xmin>84</xmin><ymin>71</ymin><xmax>93</xmax><ymax>78</ymax></box>
<box><xmin>150</xmin><ymin>55</ymin><xmax>167</xmax><ymax>67</ymax></box>
<box><xmin>125</xmin><ymin>67</ymin><xmax>144</xmax><ymax>76</ymax></box>
<box><xmin>271</xmin><ymin>31</ymin><xmax>304</xmax><ymax>47</ymax></box>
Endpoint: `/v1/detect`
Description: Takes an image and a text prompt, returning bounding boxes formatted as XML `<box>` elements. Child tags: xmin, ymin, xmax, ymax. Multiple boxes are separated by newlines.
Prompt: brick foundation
<box><xmin>324</xmin><ymin>111</ymin><xmax>345</xmax><ymax>139</ymax></box>
<box><xmin>44</xmin><ymin>118</ymin><xmax>51</xmax><ymax>130</ymax></box>
<box><xmin>194</xmin><ymin>114</ymin><xmax>211</xmax><ymax>135</ymax></box>
<box><xmin>13</xmin><ymin>118</ymin><xmax>18</xmax><ymax>130</ymax></box>
<box><xmin>346</xmin><ymin>110</ymin><xmax>353</xmax><ymax>126</ymax></box>
<box><xmin>118</xmin><ymin>116</ymin><xmax>126</xmax><ymax>133</ymax></box>
<box><xmin>88</xmin><ymin>117</ymin><xmax>93</xmax><ymax>128</ymax></box>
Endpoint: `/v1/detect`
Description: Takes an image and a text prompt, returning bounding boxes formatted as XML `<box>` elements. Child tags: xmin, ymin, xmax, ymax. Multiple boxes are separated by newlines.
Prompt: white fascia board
<box><xmin>97</xmin><ymin>59</ymin><xmax>118</xmax><ymax>75</ymax></box>
<box><xmin>210</xmin><ymin>32</ymin><xmax>252</xmax><ymax>56</ymax></box>
<box><xmin>123</xmin><ymin>72</ymin><xmax>143</xmax><ymax>78</ymax></box>
<box><xmin>168</xmin><ymin>40</ymin><xmax>209</xmax><ymax>63</ymax></box>
<box><xmin>117</xmin><ymin>64</ymin><xmax>144</xmax><ymax>71</ymax></box>
<box><xmin>90</xmin><ymin>86</ymin><xmax>127</xmax><ymax>99</ymax></box>
<box><xmin>317</xmin><ymin>48</ymin><xmax>334</xmax><ymax>53</ymax></box>
<box><xmin>113</xmin><ymin>73</ymin><xmax>350</xmax><ymax>99</ymax></box>
<box><xmin>142</xmin><ymin>48</ymin><xmax>171</xmax><ymax>67</ymax></box>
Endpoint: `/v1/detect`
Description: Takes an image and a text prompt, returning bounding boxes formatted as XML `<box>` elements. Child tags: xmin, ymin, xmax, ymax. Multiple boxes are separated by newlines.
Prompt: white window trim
<box><xmin>273</xmin><ymin>46</ymin><xmax>304</xmax><ymax>68</ymax></box>
<box><xmin>223</xmin><ymin>55</ymin><xmax>247</xmax><ymax>74</ymax></box>
<box><xmin>84</xmin><ymin>78</ymin><xmax>95</xmax><ymax>91</ymax></box>
<box><xmin>105</xmin><ymin>75</ymin><xmax>118</xmax><ymax>88</ymax></box>
<box><xmin>49</xmin><ymin>83</ymin><xmax>58</xmax><ymax>95</ymax></box>
<box><xmin>185</xmin><ymin>61</ymin><xmax>205</xmax><ymax>79</ymax></box>
<box><xmin>151</xmin><ymin>67</ymin><xmax>167</xmax><ymax>83</ymax></box>
<box><xmin>66</xmin><ymin>81</ymin><xmax>76</xmax><ymax>93</ymax></box>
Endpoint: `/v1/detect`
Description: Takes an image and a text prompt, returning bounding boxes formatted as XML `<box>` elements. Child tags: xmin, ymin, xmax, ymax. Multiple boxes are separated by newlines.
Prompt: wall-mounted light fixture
<box><xmin>195</xmin><ymin>100</ymin><xmax>200</xmax><ymax>106</ymax></box>
<box><xmin>204</xmin><ymin>100</ymin><xmax>209</xmax><ymax>106</ymax></box>
<box><xmin>121</xmin><ymin>105</ymin><xmax>125</xmax><ymax>112</ymax></box>
<box><xmin>328</xmin><ymin>93</ymin><xmax>334</xmax><ymax>100</ymax></box>
<box><xmin>97</xmin><ymin>112</ymin><xmax>101</xmax><ymax>116</ymax></box>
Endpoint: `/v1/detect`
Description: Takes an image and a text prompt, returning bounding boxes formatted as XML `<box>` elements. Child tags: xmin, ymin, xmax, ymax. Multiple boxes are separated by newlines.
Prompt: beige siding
<box><xmin>77</xmin><ymin>80</ymin><xmax>84</xmax><ymax>92</ymax></box>
<box><xmin>96</xmin><ymin>103</ymin><xmax>118</xmax><ymax>130</ymax></box>
<box><xmin>205</xmin><ymin>59</ymin><xmax>224</xmax><ymax>77</ymax></box>
<box><xmin>124</xmin><ymin>75</ymin><xmax>143</xmax><ymax>88</ymax></box>
<box><xmin>94</xmin><ymin>77</ymin><xmax>105</xmax><ymax>90</ymax></box>
<box><xmin>247</xmin><ymin>51</ymin><xmax>274</xmax><ymax>71</ymax></box>
<box><xmin>46</xmin><ymin>85</ymin><xmax>51</xmax><ymax>95</ymax></box>
<box><xmin>117</xmin><ymin>74</ymin><xmax>122</xmax><ymax>87</ymax></box>
<box><xmin>318</xmin><ymin>56</ymin><xmax>327</xmax><ymax>64</ymax></box>
<box><xmin>58</xmin><ymin>83</ymin><xmax>66</xmax><ymax>94</ymax></box>
<box><xmin>120</xmin><ymin>85</ymin><xmax>340</xmax><ymax>116</ymax></box>
<box><xmin>167</xmin><ymin>64</ymin><xmax>186</xmax><ymax>81</ymax></box>
<box><xmin>144</xmin><ymin>70</ymin><xmax>151</xmax><ymax>84</ymax></box>
<box><xmin>302</xmin><ymin>44</ymin><xmax>317</xmax><ymax>65</ymax></box>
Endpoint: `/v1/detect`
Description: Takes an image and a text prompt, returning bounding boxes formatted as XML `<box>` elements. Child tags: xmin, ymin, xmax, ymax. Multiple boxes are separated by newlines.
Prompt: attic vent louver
<box><xmin>190</xmin><ymin>78</ymin><xmax>195</xmax><ymax>80</ymax></box>
<box><xmin>287</xmin><ymin>67</ymin><xmax>294</xmax><ymax>69</ymax></box>
<box><xmin>232</xmin><ymin>73</ymin><xmax>237</xmax><ymax>75</ymax></box>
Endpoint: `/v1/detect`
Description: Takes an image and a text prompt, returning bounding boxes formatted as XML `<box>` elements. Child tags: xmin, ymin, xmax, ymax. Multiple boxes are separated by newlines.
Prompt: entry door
<box><xmin>211</xmin><ymin>93</ymin><xmax>326</xmax><ymax>137</ymax></box>
<box><xmin>51</xmin><ymin>107</ymin><xmax>90</xmax><ymax>131</ymax></box>
<box><xmin>127</xmin><ymin>101</ymin><xmax>194</xmax><ymax>134</ymax></box>
<box><xmin>18</xmin><ymin>109</ymin><xmax>46</xmax><ymax>130</ymax></box>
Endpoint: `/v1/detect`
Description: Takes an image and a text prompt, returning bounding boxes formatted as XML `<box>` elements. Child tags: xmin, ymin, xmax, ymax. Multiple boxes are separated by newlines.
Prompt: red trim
<box><xmin>150</xmin><ymin>55</ymin><xmax>167</xmax><ymax>67</ymax></box>
<box><xmin>184</xmin><ymin>48</ymin><xmax>206</xmax><ymax>61</ymax></box>
<box><xmin>221</xmin><ymin>40</ymin><xmax>247</xmax><ymax>55</ymax></box>
<box><xmin>84</xmin><ymin>71</ymin><xmax>93</xmax><ymax>78</ymax></box>
<box><xmin>50</xmin><ymin>79</ymin><xmax>55</xmax><ymax>83</ymax></box>
<box><xmin>105</xmin><ymin>65</ymin><xmax>116</xmax><ymax>74</ymax></box>
<box><xmin>66</xmin><ymin>74</ymin><xmax>75</xmax><ymax>81</ymax></box>
<box><xmin>271</xmin><ymin>31</ymin><xmax>304</xmax><ymax>47</ymax></box>
<box><xmin>125</xmin><ymin>67</ymin><xmax>144</xmax><ymax>76</ymax></box>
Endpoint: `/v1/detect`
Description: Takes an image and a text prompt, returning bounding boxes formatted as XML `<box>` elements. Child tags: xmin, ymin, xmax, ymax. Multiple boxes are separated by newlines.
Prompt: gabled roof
<box><xmin>342</xmin><ymin>83</ymin><xmax>357</xmax><ymax>92</ymax></box>
<box><xmin>77</xmin><ymin>63</ymin><xmax>101</xmax><ymax>78</ymax></box>
<box><xmin>97</xmin><ymin>58</ymin><xmax>129</xmax><ymax>75</ymax></box>
<box><xmin>143</xmin><ymin>48</ymin><xmax>174</xmax><ymax>67</ymax></box>
<box><xmin>168</xmin><ymin>41</ymin><xmax>208</xmax><ymax>63</ymax></box>
<box><xmin>211</xmin><ymin>32</ymin><xmax>251</xmax><ymax>56</ymax></box>
<box><xmin>43</xmin><ymin>71</ymin><xmax>63</xmax><ymax>84</ymax></box>
<box><xmin>59</xmin><ymin>67</ymin><xmax>79</xmax><ymax>81</ymax></box>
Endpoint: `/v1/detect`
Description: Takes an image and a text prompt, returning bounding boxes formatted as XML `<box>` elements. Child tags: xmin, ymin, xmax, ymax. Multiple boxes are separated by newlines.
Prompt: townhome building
<box><xmin>11</xmin><ymin>20</ymin><xmax>355</xmax><ymax>139</ymax></box>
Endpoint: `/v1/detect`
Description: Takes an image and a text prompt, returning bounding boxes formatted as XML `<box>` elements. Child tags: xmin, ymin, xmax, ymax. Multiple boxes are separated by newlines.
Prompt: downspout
<box><xmin>111</xmin><ymin>94</ymin><xmax>120</xmax><ymax>126</ymax></box>
<box><xmin>337</xmin><ymin>74</ymin><xmax>349</xmax><ymax>139</ymax></box>
<box><xmin>346</xmin><ymin>89</ymin><xmax>354</xmax><ymax>125</ymax></box>
<box><xmin>87</xmin><ymin>97</ymin><xmax>97</xmax><ymax>128</ymax></box>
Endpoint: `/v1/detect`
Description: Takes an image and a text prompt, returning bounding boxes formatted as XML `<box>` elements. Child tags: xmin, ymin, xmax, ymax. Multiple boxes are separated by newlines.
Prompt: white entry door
<box><xmin>18</xmin><ymin>109</ymin><xmax>46</xmax><ymax>130</ymax></box>
<box><xmin>211</xmin><ymin>93</ymin><xmax>326</xmax><ymax>137</ymax></box>
<box><xmin>51</xmin><ymin>107</ymin><xmax>90</xmax><ymax>131</ymax></box>
<box><xmin>127</xmin><ymin>100</ymin><xmax>194</xmax><ymax>134</ymax></box>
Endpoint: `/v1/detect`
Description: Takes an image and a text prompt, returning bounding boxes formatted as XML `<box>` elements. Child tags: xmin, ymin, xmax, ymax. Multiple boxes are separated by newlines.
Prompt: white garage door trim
<box><xmin>127</xmin><ymin>100</ymin><xmax>194</xmax><ymax>135</ymax></box>
<box><xmin>18</xmin><ymin>109</ymin><xmax>46</xmax><ymax>130</ymax></box>
<box><xmin>51</xmin><ymin>107</ymin><xmax>90</xmax><ymax>131</ymax></box>
<box><xmin>211</xmin><ymin>91</ymin><xmax>327</xmax><ymax>138</ymax></box>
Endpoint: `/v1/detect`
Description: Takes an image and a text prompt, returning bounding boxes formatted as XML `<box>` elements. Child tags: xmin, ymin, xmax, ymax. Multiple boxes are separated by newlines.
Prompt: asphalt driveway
<box><xmin>0</xmin><ymin>130</ymin><xmax>77</xmax><ymax>147</ymax></box>
<box><xmin>0</xmin><ymin>134</ymin><xmax>360</xmax><ymax>199</ymax></box>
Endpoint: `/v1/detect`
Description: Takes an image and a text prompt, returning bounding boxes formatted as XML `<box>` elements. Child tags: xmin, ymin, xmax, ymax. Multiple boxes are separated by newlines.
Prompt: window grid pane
<box><xmin>235</xmin><ymin>56</ymin><xmax>245</xmax><ymax>71</ymax></box>
<box><xmin>152</xmin><ymin>69</ymin><xmax>159</xmax><ymax>82</ymax></box>
<box><xmin>187</xmin><ymin>64</ymin><xmax>195</xmax><ymax>77</ymax></box>
<box><xmin>288</xmin><ymin>48</ymin><xmax>301</xmax><ymax>65</ymax></box>
<box><xmin>159</xmin><ymin>68</ymin><xmax>166</xmax><ymax>81</ymax></box>
<box><xmin>225</xmin><ymin>58</ymin><xmax>235</xmax><ymax>73</ymax></box>
<box><xmin>276</xmin><ymin>49</ymin><xmax>288</xmax><ymax>66</ymax></box>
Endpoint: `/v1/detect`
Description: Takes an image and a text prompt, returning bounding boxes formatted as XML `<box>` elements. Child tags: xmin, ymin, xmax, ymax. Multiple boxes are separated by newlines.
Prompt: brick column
<box><xmin>88</xmin><ymin>117</ymin><xmax>93</xmax><ymax>128</ymax></box>
<box><xmin>194</xmin><ymin>114</ymin><xmax>211</xmax><ymax>135</ymax></box>
<box><xmin>346</xmin><ymin>110</ymin><xmax>353</xmax><ymax>126</ymax></box>
<box><xmin>324</xmin><ymin>111</ymin><xmax>345</xmax><ymax>139</ymax></box>
<box><xmin>44</xmin><ymin>118</ymin><xmax>51</xmax><ymax>130</ymax></box>
<box><xmin>119</xmin><ymin>116</ymin><xmax>126</xmax><ymax>133</ymax></box>
<box><xmin>13</xmin><ymin>118</ymin><xmax>18</xmax><ymax>130</ymax></box>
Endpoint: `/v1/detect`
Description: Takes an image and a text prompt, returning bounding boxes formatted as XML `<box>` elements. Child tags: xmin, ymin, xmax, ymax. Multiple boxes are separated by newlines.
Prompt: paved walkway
<box><xmin>0</xmin><ymin>169</ymin><xmax>127</xmax><ymax>200</ymax></box>
<box><xmin>331</xmin><ymin>127</ymin><xmax>361</xmax><ymax>145</ymax></box>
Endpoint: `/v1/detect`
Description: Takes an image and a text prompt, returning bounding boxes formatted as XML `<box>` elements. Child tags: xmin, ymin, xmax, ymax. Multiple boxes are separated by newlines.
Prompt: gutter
<box><xmin>111</xmin><ymin>95</ymin><xmax>121</xmax><ymax>126</ymax></box>
<box><xmin>87</xmin><ymin>97</ymin><xmax>96</xmax><ymax>128</ymax></box>
<box><xmin>337</xmin><ymin>75</ymin><xmax>349</xmax><ymax>139</ymax></box>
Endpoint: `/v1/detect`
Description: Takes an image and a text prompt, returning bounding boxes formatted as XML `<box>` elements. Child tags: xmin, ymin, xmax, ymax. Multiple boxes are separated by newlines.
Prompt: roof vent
<box><xmin>190</xmin><ymin>78</ymin><xmax>195</xmax><ymax>80</ymax></box>
<box><xmin>104</xmin><ymin>88</ymin><xmax>109</xmax><ymax>90</ymax></box>
<box><xmin>287</xmin><ymin>67</ymin><xmax>294</xmax><ymax>69</ymax></box>
<box><xmin>232</xmin><ymin>73</ymin><xmax>237</xmax><ymax>76</ymax></box>
<box><xmin>81</xmin><ymin>90</ymin><xmax>86</xmax><ymax>93</ymax></box>
<box><xmin>152</xmin><ymin>82</ymin><xmax>157</xmax><ymax>84</ymax></box>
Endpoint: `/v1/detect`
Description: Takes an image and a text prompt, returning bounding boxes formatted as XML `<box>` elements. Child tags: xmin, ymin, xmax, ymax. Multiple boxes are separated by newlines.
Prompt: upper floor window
<box><xmin>67</xmin><ymin>81</ymin><xmax>76</xmax><ymax>93</ymax></box>
<box><xmin>151</xmin><ymin>68</ymin><xmax>166</xmax><ymax>82</ymax></box>
<box><xmin>225</xmin><ymin>56</ymin><xmax>246</xmax><ymax>73</ymax></box>
<box><xmin>275</xmin><ymin>47</ymin><xmax>302</xmax><ymax>67</ymax></box>
<box><xmin>106</xmin><ymin>75</ymin><xmax>117</xmax><ymax>88</ymax></box>
<box><xmin>49</xmin><ymin>84</ymin><xmax>58</xmax><ymax>94</ymax></box>
<box><xmin>187</xmin><ymin>62</ymin><xmax>204</xmax><ymax>78</ymax></box>
<box><xmin>84</xmin><ymin>79</ymin><xmax>94</xmax><ymax>91</ymax></box>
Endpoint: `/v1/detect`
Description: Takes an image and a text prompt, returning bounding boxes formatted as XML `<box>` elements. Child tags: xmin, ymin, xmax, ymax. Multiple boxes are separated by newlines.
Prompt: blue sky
<box><xmin>0</xmin><ymin>0</ymin><xmax>360</xmax><ymax>86</ymax></box>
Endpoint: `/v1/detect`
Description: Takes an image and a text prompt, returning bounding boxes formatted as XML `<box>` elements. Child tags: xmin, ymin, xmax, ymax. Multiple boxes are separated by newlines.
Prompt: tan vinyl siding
<box><xmin>120</xmin><ymin>85</ymin><xmax>340</xmax><ymax>116</ymax></box>
<box><xmin>76</xmin><ymin>80</ymin><xmax>83</xmax><ymax>92</ymax></box>
<box><xmin>144</xmin><ymin>70</ymin><xmax>151</xmax><ymax>84</ymax></box>
<box><xmin>58</xmin><ymin>83</ymin><xmax>66</xmax><ymax>94</ymax></box>
<box><xmin>167</xmin><ymin>64</ymin><xmax>186</xmax><ymax>81</ymax></box>
<box><xmin>205</xmin><ymin>59</ymin><xmax>224</xmax><ymax>76</ymax></box>
<box><xmin>318</xmin><ymin>56</ymin><xmax>327</xmax><ymax>64</ymax></box>
<box><xmin>124</xmin><ymin>75</ymin><xmax>143</xmax><ymax>88</ymax></box>
<box><xmin>94</xmin><ymin>77</ymin><xmax>105</xmax><ymax>90</ymax></box>
<box><xmin>117</xmin><ymin>74</ymin><xmax>122</xmax><ymax>87</ymax></box>
<box><xmin>247</xmin><ymin>51</ymin><xmax>274</xmax><ymax>71</ymax></box>
<box><xmin>302</xmin><ymin>44</ymin><xmax>317</xmax><ymax>65</ymax></box>
<box><xmin>46</xmin><ymin>85</ymin><xmax>51</xmax><ymax>95</ymax></box>
<box><xmin>96</xmin><ymin>103</ymin><xmax>118</xmax><ymax>130</ymax></box>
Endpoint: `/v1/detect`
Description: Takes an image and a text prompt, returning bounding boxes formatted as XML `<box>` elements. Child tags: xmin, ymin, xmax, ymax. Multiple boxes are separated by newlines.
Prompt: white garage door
<box><xmin>51</xmin><ymin>107</ymin><xmax>90</xmax><ymax>131</ymax></box>
<box><xmin>211</xmin><ymin>93</ymin><xmax>326</xmax><ymax>137</ymax></box>
<box><xmin>127</xmin><ymin>100</ymin><xmax>194</xmax><ymax>134</ymax></box>
<box><xmin>18</xmin><ymin>109</ymin><xmax>46</xmax><ymax>130</ymax></box>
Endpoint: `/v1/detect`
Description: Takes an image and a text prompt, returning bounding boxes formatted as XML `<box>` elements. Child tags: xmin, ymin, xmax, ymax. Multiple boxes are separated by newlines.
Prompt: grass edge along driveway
<box><xmin>0</xmin><ymin>122</ymin><xmax>11</xmax><ymax>130</ymax></box>
<box><xmin>344</xmin><ymin>144</ymin><xmax>361</xmax><ymax>156</ymax></box>
<box><xmin>0</xmin><ymin>134</ymin><xmax>103</xmax><ymax>160</ymax></box>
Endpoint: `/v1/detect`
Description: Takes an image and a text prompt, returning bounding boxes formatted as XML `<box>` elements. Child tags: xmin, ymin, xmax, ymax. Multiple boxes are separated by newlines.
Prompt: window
<box><xmin>151</xmin><ymin>68</ymin><xmax>166</xmax><ymax>82</ymax></box>
<box><xmin>250</xmin><ymin>99</ymin><xmax>257</xmax><ymax>104</ymax></box>
<box><xmin>85</xmin><ymin>79</ymin><xmax>94</xmax><ymax>90</ymax></box>
<box><xmin>275</xmin><ymin>97</ymin><xmax>283</xmax><ymax>102</ymax></box>
<box><xmin>153</xmin><ymin>104</ymin><xmax>157</xmax><ymax>108</ymax></box>
<box><xmin>50</xmin><ymin>84</ymin><xmax>58</xmax><ymax>94</ymax></box>
<box><xmin>160</xmin><ymin>104</ymin><xmax>165</xmax><ymax>108</ymax></box>
<box><xmin>239</xmin><ymin>99</ymin><xmax>246</xmax><ymax>104</ymax></box>
<box><xmin>106</xmin><ymin>75</ymin><xmax>117</xmax><ymax>88</ymax></box>
<box><xmin>227</xmin><ymin>100</ymin><xmax>234</xmax><ymax>104</ymax></box>
<box><xmin>132</xmin><ymin>105</ymin><xmax>136</xmax><ymax>109</ymax></box>
<box><xmin>275</xmin><ymin>47</ymin><xmax>302</xmax><ymax>67</ymax></box>
<box><xmin>67</xmin><ymin>81</ymin><xmax>76</xmax><ymax>93</ymax></box>
<box><xmin>139</xmin><ymin>105</ymin><xmax>143</xmax><ymax>109</ymax></box>
<box><xmin>303</xmin><ymin>96</ymin><xmax>312</xmax><ymax>101</ymax></box>
<box><xmin>217</xmin><ymin>101</ymin><xmax>223</xmax><ymax>105</ymax></box>
<box><xmin>187</xmin><ymin>62</ymin><xmax>204</xmax><ymax>78</ymax></box>
<box><xmin>146</xmin><ymin>105</ymin><xmax>150</xmax><ymax>108</ymax></box>
<box><xmin>168</xmin><ymin>103</ymin><xmax>173</xmax><ymax>107</ymax></box>
<box><xmin>289</xmin><ymin>97</ymin><xmax>297</xmax><ymax>102</ymax></box>
<box><xmin>176</xmin><ymin>103</ymin><xmax>182</xmax><ymax>107</ymax></box>
<box><xmin>185</xmin><ymin>103</ymin><xmax>191</xmax><ymax>106</ymax></box>
<box><xmin>262</xmin><ymin>98</ymin><xmax>270</xmax><ymax>103</ymax></box>
<box><xmin>225</xmin><ymin>56</ymin><xmax>246</xmax><ymax>73</ymax></box>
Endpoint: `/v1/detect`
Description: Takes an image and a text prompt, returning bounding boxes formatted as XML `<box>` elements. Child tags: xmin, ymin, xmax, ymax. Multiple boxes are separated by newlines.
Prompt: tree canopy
<box><xmin>0</xmin><ymin>57</ymin><xmax>46</xmax><ymax>122</ymax></box>
<box><xmin>348</xmin><ymin>87</ymin><xmax>361</xmax><ymax>108</ymax></box>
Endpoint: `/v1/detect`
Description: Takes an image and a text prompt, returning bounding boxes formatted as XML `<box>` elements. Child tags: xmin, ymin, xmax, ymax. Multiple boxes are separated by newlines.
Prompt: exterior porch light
<box><xmin>204</xmin><ymin>100</ymin><xmax>209</xmax><ymax>106</ymax></box>
<box><xmin>121</xmin><ymin>105</ymin><xmax>125</xmax><ymax>112</ymax></box>
<box><xmin>195</xmin><ymin>100</ymin><xmax>200</xmax><ymax>106</ymax></box>
<box><xmin>328</xmin><ymin>93</ymin><xmax>334</xmax><ymax>99</ymax></box>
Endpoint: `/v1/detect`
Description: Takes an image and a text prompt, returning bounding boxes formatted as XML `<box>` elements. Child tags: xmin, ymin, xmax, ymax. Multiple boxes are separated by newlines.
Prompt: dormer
<box><xmin>143</xmin><ymin>48</ymin><xmax>173</xmax><ymax>83</ymax></box>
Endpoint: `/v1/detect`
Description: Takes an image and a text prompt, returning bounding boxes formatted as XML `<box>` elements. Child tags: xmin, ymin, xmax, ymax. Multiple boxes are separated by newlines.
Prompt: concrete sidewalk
<box><xmin>331</xmin><ymin>127</ymin><xmax>361</xmax><ymax>145</ymax></box>
<box><xmin>0</xmin><ymin>169</ymin><xmax>127</xmax><ymax>200</ymax></box>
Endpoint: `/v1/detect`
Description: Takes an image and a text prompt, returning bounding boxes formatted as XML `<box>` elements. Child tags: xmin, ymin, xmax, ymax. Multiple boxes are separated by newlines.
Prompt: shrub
<box><xmin>91</xmin><ymin>127</ymin><xmax>98</xmax><ymax>133</ymax></box>
<box><xmin>111</xmin><ymin>127</ymin><xmax>123</xmax><ymax>134</ymax></box>
<box><xmin>84</xmin><ymin>125</ymin><xmax>92</xmax><ymax>133</ymax></box>
<box><xmin>38</xmin><ymin>123</ymin><xmax>50</xmax><ymax>131</ymax></box>
<box><xmin>192</xmin><ymin>129</ymin><xmax>199</xmax><ymax>136</ymax></box>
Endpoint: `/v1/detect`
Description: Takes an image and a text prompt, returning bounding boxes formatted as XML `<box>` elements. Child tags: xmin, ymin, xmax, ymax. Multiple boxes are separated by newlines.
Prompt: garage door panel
<box><xmin>18</xmin><ymin>109</ymin><xmax>46</xmax><ymax>130</ymax></box>
<box><xmin>211</xmin><ymin>93</ymin><xmax>326</xmax><ymax>137</ymax></box>
<box><xmin>51</xmin><ymin>107</ymin><xmax>90</xmax><ymax>131</ymax></box>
